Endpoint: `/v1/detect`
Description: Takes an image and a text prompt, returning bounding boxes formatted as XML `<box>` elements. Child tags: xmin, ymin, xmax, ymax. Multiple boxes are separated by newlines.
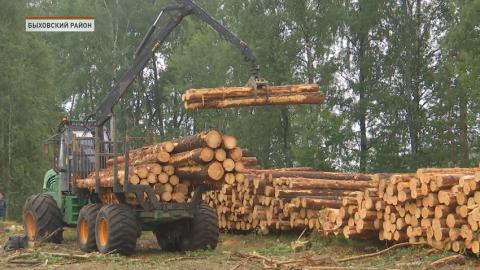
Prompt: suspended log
<box><xmin>184</xmin><ymin>92</ymin><xmax>324</xmax><ymax>109</ymax></box>
<box><xmin>182</xmin><ymin>84</ymin><xmax>320</xmax><ymax>101</ymax></box>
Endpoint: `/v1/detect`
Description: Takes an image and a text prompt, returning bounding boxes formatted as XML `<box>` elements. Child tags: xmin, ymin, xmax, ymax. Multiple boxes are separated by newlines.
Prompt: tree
<box><xmin>0</xmin><ymin>0</ymin><xmax>58</xmax><ymax>218</ymax></box>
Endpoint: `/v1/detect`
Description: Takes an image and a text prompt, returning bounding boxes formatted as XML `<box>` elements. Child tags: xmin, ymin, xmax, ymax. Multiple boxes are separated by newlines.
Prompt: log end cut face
<box><xmin>205</xmin><ymin>130</ymin><xmax>222</xmax><ymax>149</ymax></box>
<box><xmin>208</xmin><ymin>162</ymin><xmax>225</xmax><ymax>181</ymax></box>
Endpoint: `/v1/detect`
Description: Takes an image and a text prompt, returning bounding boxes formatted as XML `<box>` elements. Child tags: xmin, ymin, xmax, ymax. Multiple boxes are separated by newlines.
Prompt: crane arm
<box><xmin>91</xmin><ymin>0</ymin><xmax>264</xmax><ymax>126</ymax></box>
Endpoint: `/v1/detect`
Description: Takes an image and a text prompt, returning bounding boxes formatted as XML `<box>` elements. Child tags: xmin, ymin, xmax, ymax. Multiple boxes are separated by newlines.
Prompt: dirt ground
<box><xmin>1</xmin><ymin>221</ymin><xmax>479</xmax><ymax>270</ymax></box>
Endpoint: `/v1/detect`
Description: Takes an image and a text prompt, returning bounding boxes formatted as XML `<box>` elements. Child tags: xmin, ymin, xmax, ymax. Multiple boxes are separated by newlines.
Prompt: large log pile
<box><xmin>182</xmin><ymin>84</ymin><xmax>324</xmax><ymax>109</ymax></box>
<box><xmin>321</xmin><ymin>167</ymin><xmax>480</xmax><ymax>254</ymax></box>
<box><xmin>202</xmin><ymin>168</ymin><xmax>375</xmax><ymax>234</ymax></box>
<box><xmin>377</xmin><ymin>168</ymin><xmax>479</xmax><ymax>252</ymax></box>
<box><xmin>204</xmin><ymin>164</ymin><xmax>480</xmax><ymax>255</ymax></box>
<box><xmin>75</xmin><ymin>130</ymin><xmax>245</xmax><ymax>205</ymax></box>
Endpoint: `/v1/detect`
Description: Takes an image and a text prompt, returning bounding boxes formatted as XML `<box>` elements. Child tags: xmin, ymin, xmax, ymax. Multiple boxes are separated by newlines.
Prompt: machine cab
<box><xmin>44</xmin><ymin>118</ymin><xmax>110</xmax><ymax>194</ymax></box>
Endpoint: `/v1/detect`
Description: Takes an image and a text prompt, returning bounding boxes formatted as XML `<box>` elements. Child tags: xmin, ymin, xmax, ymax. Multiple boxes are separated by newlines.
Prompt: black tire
<box><xmin>180</xmin><ymin>204</ymin><xmax>219</xmax><ymax>251</ymax></box>
<box><xmin>95</xmin><ymin>204</ymin><xmax>138</xmax><ymax>255</ymax></box>
<box><xmin>22</xmin><ymin>194</ymin><xmax>63</xmax><ymax>243</ymax></box>
<box><xmin>77</xmin><ymin>204</ymin><xmax>102</xmax><ymax>252</ymax></box>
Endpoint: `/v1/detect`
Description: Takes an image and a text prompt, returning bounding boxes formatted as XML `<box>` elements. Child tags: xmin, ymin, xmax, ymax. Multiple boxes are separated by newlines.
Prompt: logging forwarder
<box><xmin>22</xmin><ymin>0</ymin><xmax>268</xmax><ymax>255</ymax></box>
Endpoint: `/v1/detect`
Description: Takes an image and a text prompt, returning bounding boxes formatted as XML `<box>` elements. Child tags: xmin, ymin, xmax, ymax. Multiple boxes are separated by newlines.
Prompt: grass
<box><xmin>1</xmin><ymin>221</ymin><xmax>480</xmax><ymax>269</ymax></box>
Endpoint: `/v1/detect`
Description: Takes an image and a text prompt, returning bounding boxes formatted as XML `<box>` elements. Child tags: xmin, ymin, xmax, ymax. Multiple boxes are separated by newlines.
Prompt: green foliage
<box><xmin>0</xmin><ymin>0</ymin><xmax>58</xmax><ymax>219</ymax></box>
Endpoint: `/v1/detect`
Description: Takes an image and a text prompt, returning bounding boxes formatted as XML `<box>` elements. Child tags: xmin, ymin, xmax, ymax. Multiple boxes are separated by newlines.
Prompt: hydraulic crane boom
<box><xmin>90</xmin><ymin>0</ymin><xmax>265</xmax><ymax>127</ymax></box>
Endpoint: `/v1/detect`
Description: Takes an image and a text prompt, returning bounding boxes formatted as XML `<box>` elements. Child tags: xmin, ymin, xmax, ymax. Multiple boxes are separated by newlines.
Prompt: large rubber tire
<box><xmin>95</xmin><ymin>204</ymin><xmax>138</xmax><ymax>255</ymax></box>
<box><xmin>22</xmin><ymin>194</ymin><xmax>63</xmax><ymax>243</ymax></box>
<box><xmin>180</xmin><ymin>204</ymin><xmax>219</xmax><ymax>251</ymax></box>
<box><xmin>77</xmin><ymin>204</ymin><xmax>102</xmax><ymax>252</ymax></box>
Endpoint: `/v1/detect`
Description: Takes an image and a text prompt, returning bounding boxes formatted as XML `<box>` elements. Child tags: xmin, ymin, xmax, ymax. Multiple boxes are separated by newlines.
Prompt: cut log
<box><xmin>168</xmin><ymin>148</ymin><xmax>214</xmax><ymax>167</ymax></box>
<box><xmin>157</xmin><ymin>172</ymin><xmax>169</xmax><ymax>184</ymax></box>
<box><xmin>147</xmin><ymin>163</ymin><xmax>163</xmax><ymax>174</ymax></box>
<box><xmin>172</xmin><ymin>192</ymin><xmax>186</xmax><ymax>203</ymax></box>
<box><xmin>184</xmin><ymin>91</ymin><xmax>324</xmax><ymax>109</ymax></box>
<box><xmin>253</xmin><ymin>170</ymin><xmax>372</xmax><ymax>181</ymax></box>
<box><xmin>169</xmin><ymin>175</ymin><xmax>180</xmax><ymax>186</ymax></box>
<box><xmin>161</xmin><ymin>192</ymin><xmax>172</xmax><ymax>202</ymax></box>
<box><xmin>223</xmin><ymin>158</ymin><xmax>236</xmax><ymax>172</ymax></box>
<box><xmin>228</xmin><ymin>147</ymin><xmax>243</xmax><ymax>161</ymax></box>
<box><xmin>182</xmin><ymin>84</ymin><xmax>320</xmax><ymax>101</ymax></box>
<box><xmin>234</xmin><ymin>161</ymin><xmax>245</xmax><ymax>172</ymax></box>
<box><xmin>175</xmin><ymin>162</ymin><xmax>225</xmax><ymax>181</ymax></box>
<box><xmin>301</xmin><ymin>197</ymin><xmax>342</xmax><ymax>209</ymax></box>
<box><xmin>147</xmin><ymin>173</ymin><xmax>157</xmax><ymax>184</ymax></box>
<box><xmin>274</xmin><ymin>188</ymin><xmax>349</xmax><ymax>199</ymax></box>
<box><xmin>435</xmin><ymin>175</ymin><xmax>461</xmax><ymax>188</ymax></box>
<box><xmin>105</xmin><ymin>141</ymin><xmax>174</xmax><ymax>166</ymax></box>
<box><xmin>286</xmin><ymin>178</ymin><xmax>373</xmax><ymax>190</ymax></box>
<box><xmin>215</xmin><ymin>148</ymin><xmax>227</xmax><ymax>162</ymax></box>
<box><xmin>163</xmin><ymin>165</ymin><xmax>175</xmax><ymax>176</ymax></box>
<box><xmin>135</xmin><ymin>167</ymin><xmax>149</xmax><ymax>179</ymax></box>
<box><xmin>171</xmin><ymin>130</ymin><xmax>222</xmax><ymax>153</ymax></box>
<box><xmin>222</xmin><ymin>135</ymin><xmax>237</xmax><ymax>150</ymax></box>
<box><xmin>240</xmin><ymin>156</ymin><xmax>257</xmax><ymax>167</ymax></box>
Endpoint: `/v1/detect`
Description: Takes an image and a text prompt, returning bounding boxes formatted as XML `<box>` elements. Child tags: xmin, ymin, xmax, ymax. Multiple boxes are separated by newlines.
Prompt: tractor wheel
<box><xmin>180</xmin><ymin>204</ymin><xmax>219</xmax><ymax>251</ymax></box>
<box><xmin>22</xmin><ymin>194</ymin><xmax>63</xmax><ymax>243</ymax></box>
<box><xmin>77</xmin><ymin>204</ymin><xmax>102</xmax><ymax>252</ymax></box>
<box><xmin>95</xmin><ymin>204</ymin><xmax>138</xmax><ymax>255</ymax></box>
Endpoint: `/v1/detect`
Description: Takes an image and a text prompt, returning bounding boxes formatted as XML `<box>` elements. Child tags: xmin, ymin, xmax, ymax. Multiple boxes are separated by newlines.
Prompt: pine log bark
<box><xmin>168</xmin><ymin>147</ymin><xmax>214</xmax><ymax>167</ymax></box>
<box><xmin>175</xmin><ymin>162</ymin><xmax>225</xmax><ymax>181</ymax></box>
<box><xmin>171</xmin><ymin>130</ymin><xmax>222</xmax><ymax>153</ymax></box>
<box><xmin>251</xmin><ymin>170</ymin><xmax>372</xmax><ymax>181</ymax></box>
<box><xmin>182</xmin><ymin>84</ymin><xmax>320</xmax><ymax>101</ymax></box>
<box><xmin>106</xmin><ymin>142</ymin><xmax>173</xmax><ymax>166</ymax></box>
<box><xmin>240</xmin><ymin>157</ymin><xmax>257</xmax><ymax>167</ymax></box>
<box><xmin>300</xmin><ymin>197</ymin><xmax>343</xmax><ymax>209</ymax></box>
<box><xmin>228</xmin><ymin>147</ymin><xmax>243</xmax><ymax>161</ymax></box>
<box><xmin>274</xmin><ymin>188</ymin><xmax>351</xmax><ymax>199</ymax></box>
<box><xmin>285</xmin><ymin>177</ymin><xmax>374</xmax><ymax>190</ymax></box>
<box><xmin>184</xmin><ymin>92</ymin><xmax>324</xmax><ymax>109</ymax></box>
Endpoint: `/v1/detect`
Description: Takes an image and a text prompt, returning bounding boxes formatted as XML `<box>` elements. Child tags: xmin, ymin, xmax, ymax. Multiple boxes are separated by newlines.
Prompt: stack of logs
<box><xmin>321</xmin><ymin>167</ymin><xmax>480</xmax><ymax>254</ymax></box>
<box><xmin>204</xmin><ymin>164</ymin><xmax>480</xmax><ymax>255</ymax></box>
<box><xmin>182</xmin><ymin>84</ymin><xmax>324</xmax><ymax>109</ymax></box>
<box><xmin>75</xmin><ymin>130</ymin><xmax>245</xmax><ymax>205</ymax></box>
<box><xmin>203</xmin><ymin>167</ymin><xmax>375</xmax><ymax>234</ymax></box>
<box><xmin>376</xmin><ymin>168</ymin><xmax>480</xmax><ymax>252</ymax></box>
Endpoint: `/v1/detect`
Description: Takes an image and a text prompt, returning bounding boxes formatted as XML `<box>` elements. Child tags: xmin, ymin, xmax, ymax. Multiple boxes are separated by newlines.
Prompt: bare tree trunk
<box><xmin>459</xmin><ymin>88</ymin><xmax>469</xmax><ymax>166</ymax></box>
<box><xmin>151</xmin><ymin>55</ymin><xmax>165</xmax><ymax>138</ymax></box>
<box><xmin>280</xmin><ymin>107</ymin><xmax>293</xmax><ymax>167</ymax></box>
<box><xmin>358</xmin><ymin>33</ymin><xmax>368</xmax><ymax>173</ymax></box>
